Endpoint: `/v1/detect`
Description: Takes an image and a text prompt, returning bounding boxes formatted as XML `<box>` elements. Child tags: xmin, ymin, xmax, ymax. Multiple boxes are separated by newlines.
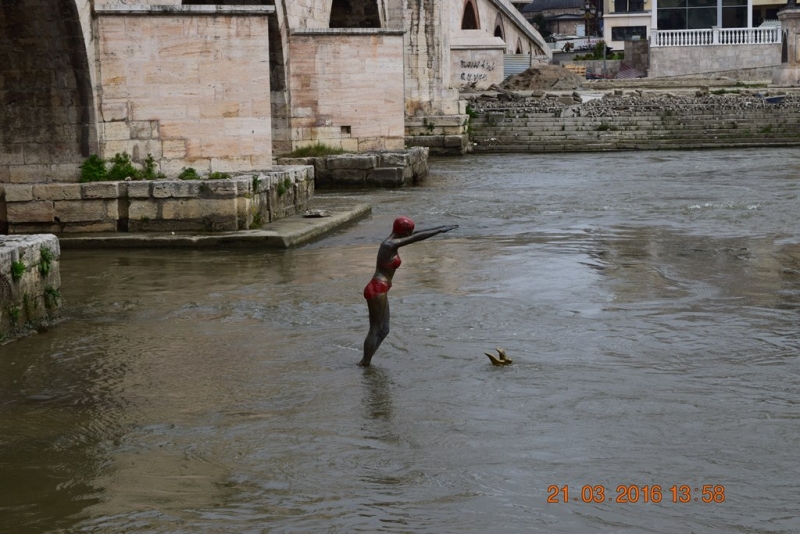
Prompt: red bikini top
<box><xmin>380</xmin><ymin>254</ymin><xmax>401</xmax><ymax>270</ymax></box>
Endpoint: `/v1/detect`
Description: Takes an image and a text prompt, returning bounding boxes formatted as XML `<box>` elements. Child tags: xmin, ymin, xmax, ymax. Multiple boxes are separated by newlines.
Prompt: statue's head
<box><xmin>392</xmin><ymin>216</ymin><xmax>415</xmax><ymax>237</ymax></box>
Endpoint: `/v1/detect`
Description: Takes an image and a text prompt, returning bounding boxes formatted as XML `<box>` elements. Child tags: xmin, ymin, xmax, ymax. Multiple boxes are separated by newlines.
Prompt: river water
<box><xmin>1</xmin><ymin>149</ymin><xmax>799</xmax><ymax>533</ymax></box>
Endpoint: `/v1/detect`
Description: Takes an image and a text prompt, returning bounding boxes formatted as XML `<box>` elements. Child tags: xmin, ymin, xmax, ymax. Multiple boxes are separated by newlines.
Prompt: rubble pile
<box><xmin>500</xmin><ymin>65</ymin><xmax>584</xmax><ymax>91</ymax></box>
<box><xmin>466</xmin><ymin>90</ymin><xmax>800</xmax><ymax>119</ymax></box>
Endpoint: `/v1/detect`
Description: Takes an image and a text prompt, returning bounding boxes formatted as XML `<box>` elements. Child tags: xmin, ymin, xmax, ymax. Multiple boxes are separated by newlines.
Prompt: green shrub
<box><xmin>178</xmin><ymin>167</ymin><xmax>200</xmax><ymax>180</ymax></box>
<box><xmin>8</xmin><ymin>306</ymin><xmax>21</xmax><ymax>325</ymax></box>
<box><xmin>106</xmin><ymin>152</ymin><xmax>140</xmax><ymax>181</ymax></box>
<box><xmin>44</xmin><ymin>286</ymin><xmax>60</xmax><ymax>309</ymax></box>
<box><xmin>39</xmin><ymin>248</ymin><xmax>53</xmax><ymax>276</ymax></box>
<box><xmin>208</xmin><ymin>172</ymin><xmax>230</xmax><ymax>180</ymax></box>
<box><xmin>287</xmin><ymin>143</ymin><xmax>346</xmax><ymax>158</ymax></box>
<box><xmin>142</xmin><ymin>154</ymin><xmax>164</xmax><ymax>179</ymax></box>
<box><xmin>80</xmin><ymin>154</ymin><xmax>107</xmax><ymax>182</ymax></box>
<box><xmin>11</xmin><ymin>261</ymin><xmax>25</xmax><ymax>281</ymax></box>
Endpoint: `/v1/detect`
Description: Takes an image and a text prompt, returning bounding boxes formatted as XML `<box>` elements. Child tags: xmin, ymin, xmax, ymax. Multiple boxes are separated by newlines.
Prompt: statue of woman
<box><xmin>359</xmin><ymin>217</ymin><xmax>458</xmax><ymax>367</ymax></box>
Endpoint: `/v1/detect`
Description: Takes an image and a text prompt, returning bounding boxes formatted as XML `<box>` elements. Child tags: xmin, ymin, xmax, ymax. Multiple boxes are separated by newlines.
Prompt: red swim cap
<box><xmin>392</xmin><ymin>216</ymin><xmax>415</xmax><ymax>236</ymax></box>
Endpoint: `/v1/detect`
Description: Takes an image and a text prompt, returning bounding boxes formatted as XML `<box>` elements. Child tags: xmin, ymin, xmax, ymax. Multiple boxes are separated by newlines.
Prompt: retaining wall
<box><xmin>0</xmin><ymin>235</ymin><xmax>61</xmax><ymax>340</ymax></box>
<box><xmin>468</xmin><ymin>91</ymin><xmax>800</xmax><ymax>152</ymax></box>
<box><xmin>277</xmin><ymin>148</ymin><xmax>429</xmax><ymax>189</ymax></box>
<box><xmin>1</xmin><ymin>167</ymin><xmax>313</xmax><ymax>234</ymax></box>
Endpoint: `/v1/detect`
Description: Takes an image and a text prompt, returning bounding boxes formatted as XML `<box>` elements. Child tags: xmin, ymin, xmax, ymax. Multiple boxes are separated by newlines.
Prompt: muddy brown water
<box><xmin>1</xmin><ymin>149</ymin><xmax>799</xmax><ymax>533</ymax></box>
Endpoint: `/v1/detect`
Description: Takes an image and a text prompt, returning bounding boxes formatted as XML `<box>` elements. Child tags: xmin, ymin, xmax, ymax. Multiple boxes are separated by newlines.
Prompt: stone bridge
<box><xmin>1</xmin><ymin>0</ymin><xmax>548</xmax><ymax>188</ymax></box>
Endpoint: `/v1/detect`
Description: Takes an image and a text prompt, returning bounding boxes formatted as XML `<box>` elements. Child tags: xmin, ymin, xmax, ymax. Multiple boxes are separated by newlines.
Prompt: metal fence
<box><xmin>503</xmin><ymin>54</ymin><xmax>550</xmax><ymax>78</ymax></box>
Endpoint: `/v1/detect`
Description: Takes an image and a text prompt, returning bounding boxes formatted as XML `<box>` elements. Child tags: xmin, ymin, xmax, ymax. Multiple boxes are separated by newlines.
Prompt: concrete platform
<box><xmin>59</xmin><ymin>196</ymin><xmax>371</xmax><ymax>249</ymax></box>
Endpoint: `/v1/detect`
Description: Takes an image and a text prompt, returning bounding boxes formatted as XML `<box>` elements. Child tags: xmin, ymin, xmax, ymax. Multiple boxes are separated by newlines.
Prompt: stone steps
<box><xmin>469</xmin><ymin>110</ymin><xmax>800</xmax><ymax>152</ymax></box>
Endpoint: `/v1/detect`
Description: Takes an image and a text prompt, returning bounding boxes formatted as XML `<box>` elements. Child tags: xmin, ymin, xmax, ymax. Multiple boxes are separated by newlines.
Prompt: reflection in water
<box><xmin>1</xmin><ymin>149</ymin><xmax>799</xmax><ymax>533</ymax></box>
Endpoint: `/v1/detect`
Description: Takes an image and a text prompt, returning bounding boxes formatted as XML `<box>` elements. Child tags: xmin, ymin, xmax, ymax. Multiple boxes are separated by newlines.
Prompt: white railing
<box><xmin>651</xmin><ymin>26</ymin><xmax>781</xmax><ymax>47</ymax></box>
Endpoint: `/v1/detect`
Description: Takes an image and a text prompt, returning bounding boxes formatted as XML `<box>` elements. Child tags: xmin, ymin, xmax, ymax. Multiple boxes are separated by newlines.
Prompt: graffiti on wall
<box><xmin>459</xmin><ymin>59</ymin><xmax>495</xmax><ymax>83</ymax></box>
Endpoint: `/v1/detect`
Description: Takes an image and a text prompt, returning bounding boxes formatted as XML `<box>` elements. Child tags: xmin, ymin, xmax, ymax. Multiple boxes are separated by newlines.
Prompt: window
<box><xmin>658</xmin><ymin>0</ymin><xmax>717</xmax><ymax>30</ymax></box>
<box><xmin>614</xmin><ymin>0</ymin><xmax>644</xmax><ymax>12</ymax></box>
<box><xmin>611</xmin><ymin>26</ymin><xmax>647</xmax><ymax>41</ymax></box>
<box><xmin>462</xmin><ymin>0</ymin><xmax>479</xmax><ymax>29</ymax></box>
<box><xmin>329</xmin><ymin>0</ymin><xmax>381</xmax><ymax>29</ymax></box>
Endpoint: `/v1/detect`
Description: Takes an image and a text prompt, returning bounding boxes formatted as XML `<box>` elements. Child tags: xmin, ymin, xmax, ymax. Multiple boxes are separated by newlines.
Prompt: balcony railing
<box><xmin>651</xmin><ymin>26</ymin><xmax>781</xmax><ymax>47</ymax></box>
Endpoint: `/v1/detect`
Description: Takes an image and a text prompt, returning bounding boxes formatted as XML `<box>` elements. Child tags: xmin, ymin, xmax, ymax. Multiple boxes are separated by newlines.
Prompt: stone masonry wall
<box><xmin>649</xmin><ymin>43</ymin><xmax>780</xmax><ymax>78</ymax></box>
<box><xmin>287</xmin><ymin>30</ymin><xmax>406</xmax><ymax>153</ymax></box>
<box><xmin>0</xmin><ymin>235</ymin><xmax>61</xmax><ymax>339</ymax></box>
<box><xmin>277</xmin><ymin>147</ymin><xmax>429</xmax><ymax>188</ymax></box>
<box><xmin>0</xmin><ymin>167</ymin><xmax>313</xmax><ymax>234</ymax></box>
<box><xmin>468</xmin><ymin>91</ymin><xmax>800</xmax><ymax>152</ymax></box>
<box><xmin>95</xmin><ymin>10</ymin><xmax>273</xmax><ymax>177</ymax></box>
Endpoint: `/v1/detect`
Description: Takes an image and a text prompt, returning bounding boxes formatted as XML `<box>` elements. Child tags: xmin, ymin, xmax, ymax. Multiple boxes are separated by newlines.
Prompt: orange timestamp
<box><xmin>547</xmin><ymin>484</ymin><xmax>725</xmax><ymax>504</ymax></box>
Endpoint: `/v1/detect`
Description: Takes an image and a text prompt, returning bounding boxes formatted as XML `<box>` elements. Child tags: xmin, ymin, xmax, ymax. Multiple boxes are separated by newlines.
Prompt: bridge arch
<box><xmin>0</xmin><ymin>0</ymin><xmax>97</xmax><ymax>182</ymax></box>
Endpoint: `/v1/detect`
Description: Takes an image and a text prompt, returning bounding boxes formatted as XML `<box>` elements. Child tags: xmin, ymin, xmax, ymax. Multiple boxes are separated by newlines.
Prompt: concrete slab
<box><xmin>59</xmin><ymin>196</ymin><xmax>371</xmax><ymax>249</ymax></box>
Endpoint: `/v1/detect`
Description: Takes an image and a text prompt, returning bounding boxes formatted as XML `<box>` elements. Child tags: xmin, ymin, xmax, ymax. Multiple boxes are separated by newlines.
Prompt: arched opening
<box><xmin>0</xmin><ymin>0</ymin><xmax>97</xmax><ymax>182</ymax></box>
<box><xmin>493</xmin><ymin>14</ymin><xmax>505</xmax><ymax>41</ymax></box>
<box><xmin>515</xmin><ymin>38</ymin><xmax>522</xmax><ymax>54</ymax></box>
<box><xmin>461</xmin><ymin>0</ymin><xmax>480</xmax><ymax>30</ymax></box>
<box><xmin>329</xmin><ymin>0</ymin><xmax>381</xmax><ymax>28</ymax></box>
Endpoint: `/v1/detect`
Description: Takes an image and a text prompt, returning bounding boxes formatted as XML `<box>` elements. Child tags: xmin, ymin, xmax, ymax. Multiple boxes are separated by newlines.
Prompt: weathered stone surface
<box><xmin>32</xmin><ymin>184</ymin><xmax>82</xmax><ymax>201</ymax></box>
<box><xmin>160</xmin><ymin>198</ymin><xmax>238</xmax><ymax>220</ymax></box>
<box><xmin>367</xmin><ymin>167</ymin><xmax>403</xmax><ymax>187</ymax></box>
<box><xmin>128</xmin><ymin>200</ymin><xmax>159</xmax><ymax>220</ymax></box>
<box><xmin>0</xmin><ymin>234</ymin><xmax>61</xmax><ymax>338</ymax></box>
<box><xmin>127</xmin><ymin>181</ymin><xmax>152</xmax><ymax>199</ymax></box>
<box><xmin>331</xmin><ymin>168</ymin><xmax>367</xmax><ymax>185</ymax></box>
<box><xmin>4</xmin><ymin>185</ymin><xmax>34</xmax><ymax>202</ymax></box>
<box><xmin>327</xmin><ymin>155</ymin><xmax>379</xmax><ymax>170</ymax></box>
<box><xmin>378</xmin><ymin>153</ymin><xmax>411</xmax><ymax>167</ymax></box>
<box><xmin>62</xmin><ymin>221</ymin><xmax>117</xmax><ymax>233</ymax></box>
<box><xmin>54</xmin><ymin>200</ymin><xmax>110</xmax><ymax>223</ymax></box>
<box><xmin>7</xmin><ymin>201</ymin><xmax>54</xmax><ymax>223</ymax></box>
<box><xmin>82</xmin><ymin>182</ymin><xmax>120</xmax><ymax>199</ymax></box>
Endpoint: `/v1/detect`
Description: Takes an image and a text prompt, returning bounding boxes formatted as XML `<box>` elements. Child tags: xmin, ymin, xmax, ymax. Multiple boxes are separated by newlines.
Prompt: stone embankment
<box><xmin>467</xmin><ymin>90</ymin><xmax>800</xmax><ymax>152</ymax></box>
<box><xmin>277</xmin><ymin>147</ymin><xmax>429</xmax><ymax>189</ymax></box>
<box><xmin>1</xmin><ymin>167</ymin><xmax>313</xmax><ymax>234</ymax></box>
<box><xmin>0</xmin><ymin>235</ymin><xmax>60</xmax><ymax>340</ymax></box>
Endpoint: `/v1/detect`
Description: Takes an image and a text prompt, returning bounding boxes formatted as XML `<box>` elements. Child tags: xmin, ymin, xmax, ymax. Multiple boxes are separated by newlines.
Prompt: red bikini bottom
<box><xmin>363</xmin><ymin>278</ymin><xmax>391</xmax><ymax>299</ymax></box>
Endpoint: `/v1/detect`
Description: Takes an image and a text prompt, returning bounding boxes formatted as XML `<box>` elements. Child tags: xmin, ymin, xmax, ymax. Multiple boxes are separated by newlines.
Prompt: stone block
<box><xmin>126</xmin><ymin>181</ymin><xmax>152</xmax><ymax>198</ymax></box>
<box><xmin>162</xmin><ymin>139</ymin><xmax>187</xmax><ymax>159</ymax></box>
<box><xmin>331</xmin><ymin>168</ymin><xmax>366</xmax><ymax>185</ymax></box>
<box><xmin>128</xmin><ymin>200</ymin><xmax>158</xmax><ymax>220</ymax></box>
<box><xmin>82</xmin><ymin>182</ymin><xmax>120</xmax><ymax>199</ymax></box>
<box><xmin>32</xmin><ymin>184</ymin><xmax>82</xmax><ymax>201</ymax></box>
<box><xmin>379</xmin><ymin>153</ymin><xmax>411</xmax><ymax>167</ymax></box>
<box><xmin>152</xmin><ymin>182</ymin><xmax>176</xmax><ymax>199</ymax></box>
<box><xmin>444</xmin><ymin>135</ymin><xmax>467</xmax><ymax>148</ymax></box>
<box><xmin>7</xmin><ymin>201</ymin><xmax>54</xmax><ymax>223</ymax></box>
<box><xmin>9</xmin><ymin>165</ymin><xmax>51</xmax><ymax>184</ymax></box>
<box><xmin>160</xmin><ymin>198</ymin><xmax>238</xmax><ymax>220</ymax></box>
<box><xmin>4</xmin><ymin>185</ymin><xmax>33</xmax><ymax>202</ymax></box>
<box><xmin>130</xmin><ymin>121</ymin><xmax>154</xmax><ymax>140</ymax></box>
<box><xmin>54</xmin><ymin>200</ymin><xmax>108</xmax><ymax>223</ymax></box>
<box><xmin>327</xmin><ymin>155</ymin><xmax>378</xmax><ymax>170</ymax></box>
<box><xmin>202</xmin><ymin>179</ymin><xmax>238</xmax><ymax>198</ymax></box>
<box><xmin>367</xmin><ymin>167</ymin><xmax>404</xmax><ymax>187</ymax></box>
<box><xmin>8</xmin><ymin>223</ymin><xmax>61</xmax><ymax>234</ymax></box>
<box><xmin>104</xmin><ymin>121</ymin><xmax>132</xmax><ymax>141</ymax></box>
<box><xmin>62</xmin><ymin>221</ymin><xmax>117</xmax><ymax>233</ymax></box>
<box><xmin>101</xmin><ymin>101</ymin><xmax>128</xmax><ymax>122</ymax></box>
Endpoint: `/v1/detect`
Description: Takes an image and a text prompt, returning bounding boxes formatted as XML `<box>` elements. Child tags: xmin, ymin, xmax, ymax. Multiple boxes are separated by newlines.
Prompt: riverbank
<box><xmin>57</xmin><ymin>195</ymin><xmax>371</xmax><ymax>249</ymax></box>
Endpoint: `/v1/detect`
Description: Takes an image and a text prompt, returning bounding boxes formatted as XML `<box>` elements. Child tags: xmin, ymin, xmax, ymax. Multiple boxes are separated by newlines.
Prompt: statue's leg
<box><xmin>360</xmin><ymin>294</ymin><xmax>390</xmax><ymax>367</ymax></box>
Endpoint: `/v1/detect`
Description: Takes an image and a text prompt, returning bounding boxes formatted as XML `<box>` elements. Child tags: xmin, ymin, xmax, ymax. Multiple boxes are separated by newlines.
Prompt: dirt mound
<box><xmin>501</xmin><ymin>64</ymin><xmax>584</xmax><ymax>91</ymax></box>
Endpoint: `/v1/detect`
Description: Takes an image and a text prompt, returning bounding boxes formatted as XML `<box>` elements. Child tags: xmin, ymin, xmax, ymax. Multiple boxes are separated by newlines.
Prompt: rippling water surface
<box><xmin>1</xmin><ymin>149</ymin><xmax>799</xmax><ymax>533</ymax></box>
